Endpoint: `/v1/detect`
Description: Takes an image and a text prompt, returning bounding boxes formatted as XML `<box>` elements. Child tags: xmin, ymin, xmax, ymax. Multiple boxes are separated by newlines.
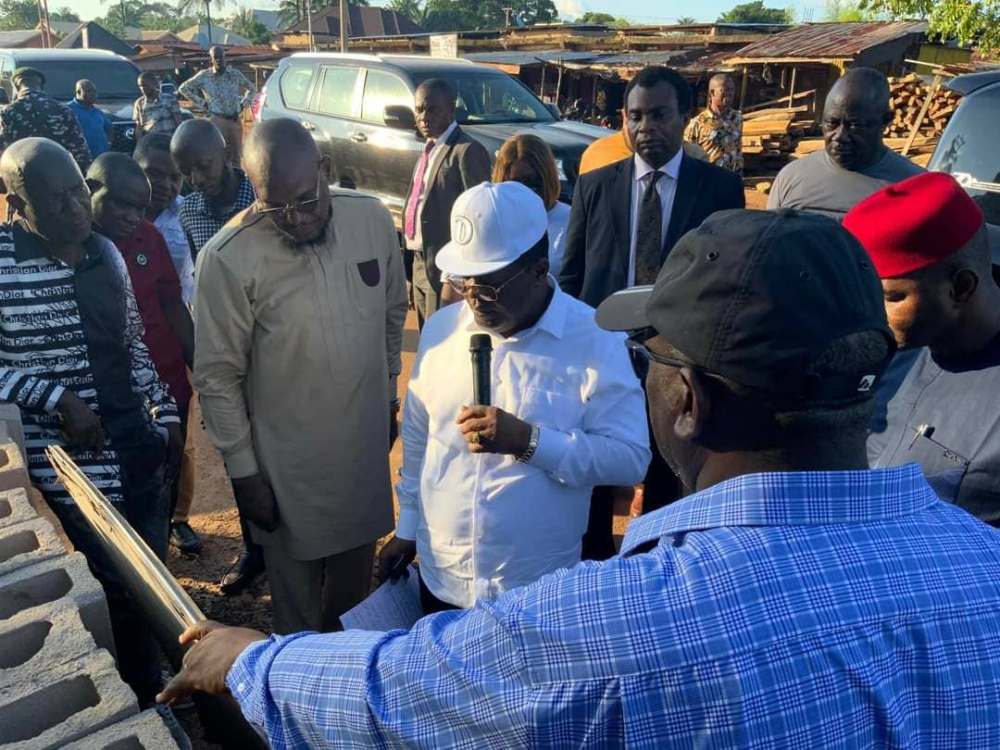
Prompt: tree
<box><xmin>176</xmin><ymin>0</ymin><xmax>232</xmax><ymax>44</ymax></box>
<box><xmin>825</xmin><ymin>0</ymin><xmax>881</xmax><ymax>20</ymax></box>
<box><xmin>50</xmin><ymin>6</ymin><xmax>80</xmax><ymax>21</ymax></box>
<box><xmin>860</xmin><ymin>0</ymin><xmax>999</xmax><ymax>53</ymax></box>
<box><xmin>717</xmin><ymin>1</ymin><xmax>792</xmax><ymax>23</ymax></box>
<box><xmin>229</xmin><ymin>7</ymin><xmax>271</xmax><ymax>43</ymax></box>
<box><xmin>0</xmin><ymin>0</ymin><xmax>43</xmax><ymax>30</ymax></box>
<box><xmin>388</xmin><ymin>0</ymin><xmax>426</xmax><ymax>24</ymax></box>
<box><xmin>677</xmin><ymin>16</ymin><xmax>698</xmax><ymax>24</ymax></box>
<box><xmin>578</xmin><ymin>11</ymin><xmax>618</xmax><ymax>24</ymax></box>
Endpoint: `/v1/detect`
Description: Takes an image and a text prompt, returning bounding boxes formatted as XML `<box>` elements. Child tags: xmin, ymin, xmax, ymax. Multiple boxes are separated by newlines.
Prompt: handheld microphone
<box><xmin>470</xmin><ymin>334</ymin><xmax>492</xmax><ymax>406</ymax></box>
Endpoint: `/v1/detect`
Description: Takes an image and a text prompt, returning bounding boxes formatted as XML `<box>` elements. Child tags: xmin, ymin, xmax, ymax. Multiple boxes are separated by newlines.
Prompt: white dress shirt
<box><xmin>396</xmin><ymin>283</ymin><xmax>651</xmax><ymax>607</ymax></box>
<box><xmin>405</xmin><ymin>120</ymin><xmax>458</xmax><ymax>252</ymax></box>
<box><xmin>153</xmin><ymin>195</ymin><xmax>195</xmax><ymax>306</ymax></box>
<box><xmin>627</xmin><ymin>148</ymin><xmax>683</xmax><ymax>287</ymax></box>
<box><xmin>546</xmin><ymin>201</ymin><xmax>571</xmax><ymax>279</ymax></box>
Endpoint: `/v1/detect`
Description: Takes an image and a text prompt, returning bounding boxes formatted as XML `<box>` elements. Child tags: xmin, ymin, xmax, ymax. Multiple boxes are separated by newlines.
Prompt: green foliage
<box><xmin>388</xmin><ymin>0</ymin><xmax>426</xmax><ymax>24</ymax></box>
<box><xmin>0</xmin><ymin>0</ymin><xmax>45</xmax><ymax>30</ymax></box>
<box><xmin>229</xmin><ymin>7</ymin><xmax>271</xmax><ymax>43</ymax></box>
<box><xmin>577</xmin><ymin>11</ymin><xmax>630</xmax><ymax>26</ymax></box>
<box><xmin>96</xmin><ymin>0</ymin><xmax>198</xmax><ymax>35</ymax></box>
<box><xmin>825</xmin><ymin>0</ymin><xmax>881</xmax><ymax>21</ymax></box>
<box><xmin>717</xmin><ymin>0</ymin><xmax>793</xmax><ymax>23</ymax></box>
<box><xmin>677</xmin><ymin>16</ymin><xmax>698</xmax><ymax>24</ymax></box>
<box><xmin>860</xmin><ymin>0</ymin><xmax>1000</xmax><ymax>54</ymax></box>
<box><xmin>51</xmin><ymin>6</ymin><xmax>80</xmax><ymax>21</ymax></box>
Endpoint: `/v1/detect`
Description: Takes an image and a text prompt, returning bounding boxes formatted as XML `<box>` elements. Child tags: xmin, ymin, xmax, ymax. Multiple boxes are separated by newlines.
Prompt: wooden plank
<box><xmin>902</xmin><ymin>73</ymin><xmax>942</xmax><ymax>156</ymax></box>
<box><xmin>743</xmin><ymin>88</ymin><xmax>817</xmax><ymax>112</ymax></box>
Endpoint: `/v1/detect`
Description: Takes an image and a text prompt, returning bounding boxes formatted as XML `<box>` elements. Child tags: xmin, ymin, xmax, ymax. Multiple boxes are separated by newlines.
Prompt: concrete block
<box><xmin>0</xmin><ymin>405</ymin><xmax>25</xmax><ymax>464</ymax></box>
<box><xmin>0</xmin><ymin>488</ymin><xmax>35</xmax><ymax>530</ymax></box>
<box><xmin>0</xmin><ymin>600</ymin><xmax>99</xmax><ymax>690</ymax></box>
<box><xmin>62</xmin><ymin>709</ymin><xmax>183</xmax><ymax>750</ymax></box>
<box><xmin>0</xmin><ymin>553</ymin><xmax>114</xmax><ymax>657</ymax></box>
<box><xmin>0</xmin><ymin>442</ymin><xmax>29</xmax><ymax>496</ymax></box>
<box><xmin>0</xmin><ymin>517</ymin><xmax>68</xmax><ymax>578</ymax></box>
<box><xmin>0</xmin><ymin>649</ymin><xmax>137</xmax><ymax>750</ymax></box>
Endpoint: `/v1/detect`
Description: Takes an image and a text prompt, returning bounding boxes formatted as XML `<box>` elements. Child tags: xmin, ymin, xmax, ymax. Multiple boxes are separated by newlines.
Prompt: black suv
<box><xmin>0</xmin><ymin>49</ymin><xmax>145</xmax><ymax>152</ymax></box>
<box><xmin>257</xmin><ymin>53</ymin><xmax>607</xmax><ymax>227</ymax></box>
<box><xmin>930</xmin><ymin>70</ymin><xmax>1000</xmax><ymax>229</ymax></box>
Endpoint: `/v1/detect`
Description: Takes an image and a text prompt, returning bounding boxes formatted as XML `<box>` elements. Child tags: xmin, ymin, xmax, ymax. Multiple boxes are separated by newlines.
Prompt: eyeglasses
<box><xmin>448</xmin><ymin>264</ymin><xmax>529</xmax><ymax>303</ymax></box>
<box><xmin>255</xmin><ymin>173</ymin><xmax>322</xmax><ymax>218</ymax></box>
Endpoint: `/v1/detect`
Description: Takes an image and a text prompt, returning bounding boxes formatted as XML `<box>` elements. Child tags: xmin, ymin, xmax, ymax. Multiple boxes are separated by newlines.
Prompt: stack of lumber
<box><xmin>884</xmin><ymin>73</ymin><xmax>960</xmax><ymax>142</ymax></box>
<box><xmin>741</xmin><ymin>103</ymin><xmax>814</xmax><ymax>172</ymax></box>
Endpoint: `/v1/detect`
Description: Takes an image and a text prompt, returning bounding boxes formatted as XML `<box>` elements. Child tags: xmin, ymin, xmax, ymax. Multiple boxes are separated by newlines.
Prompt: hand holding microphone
<box><xmin>457</xmin><ymin>333</ymin><xmax>533</xmax><ymax>456</ymax></box>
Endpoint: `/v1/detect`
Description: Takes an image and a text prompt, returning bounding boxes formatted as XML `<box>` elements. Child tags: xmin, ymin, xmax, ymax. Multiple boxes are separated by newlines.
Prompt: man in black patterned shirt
<box><xmin>0</xmin><ymin>138</ymin><xmax>181</xmax><ymax>705</ymax></box>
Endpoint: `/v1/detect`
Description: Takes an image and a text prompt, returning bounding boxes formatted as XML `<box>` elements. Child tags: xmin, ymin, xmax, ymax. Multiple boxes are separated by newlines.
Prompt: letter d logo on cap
<box><xmin>453</xmin><ymin>216</ymin><xmax>474</xmax><ymax>245</ymax></box>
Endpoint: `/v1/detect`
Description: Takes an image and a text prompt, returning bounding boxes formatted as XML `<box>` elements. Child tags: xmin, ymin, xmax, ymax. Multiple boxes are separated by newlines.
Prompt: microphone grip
<box><xmin>472</xmin><ymin>351</ymin><xmax>491</xmax><ymax>406</ymax></box>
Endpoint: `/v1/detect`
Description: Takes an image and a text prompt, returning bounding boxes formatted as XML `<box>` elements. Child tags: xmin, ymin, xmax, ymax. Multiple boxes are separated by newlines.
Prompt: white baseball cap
<box><xmin>435</xmin><ymin>181</ymin><xmax>548</xmax><ymax>278</ymax></box>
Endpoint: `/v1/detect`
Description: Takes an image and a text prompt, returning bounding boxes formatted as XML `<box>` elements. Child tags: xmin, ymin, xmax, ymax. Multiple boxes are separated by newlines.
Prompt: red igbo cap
<box><xmin>843</xmin><ymin>172</ymin><xmax>984</xmax><ymax>279</ymax></box>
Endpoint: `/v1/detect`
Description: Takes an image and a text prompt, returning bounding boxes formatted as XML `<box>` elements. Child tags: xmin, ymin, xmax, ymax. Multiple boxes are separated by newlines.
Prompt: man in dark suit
<box><xmin>560</xmin><ymin>66</ymin><xmax>745</xmax><ymax>557</ymax></box>
<box><xmin>560</xmin><ymin>66</ymin><xmax>745</xmax><ymax>308</ymax></box>
<box><xmin>403</xmin><ymin>78</ymin><xmax>491</xmax><ymax>329</ymax></box>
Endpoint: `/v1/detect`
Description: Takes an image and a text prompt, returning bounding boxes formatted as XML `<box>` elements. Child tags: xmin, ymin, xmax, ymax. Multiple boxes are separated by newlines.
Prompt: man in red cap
<box><xmin>844</xmin><ymin>171</ymin><xmax>1000</xmax><ymax>525</ymax></box>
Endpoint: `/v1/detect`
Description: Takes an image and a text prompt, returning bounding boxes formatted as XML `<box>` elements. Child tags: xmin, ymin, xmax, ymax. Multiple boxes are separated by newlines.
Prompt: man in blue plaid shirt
<box><xmin>160</xmin><ymin>209</ymin><xmax>1000</xmax><ymax>748</ymax></box>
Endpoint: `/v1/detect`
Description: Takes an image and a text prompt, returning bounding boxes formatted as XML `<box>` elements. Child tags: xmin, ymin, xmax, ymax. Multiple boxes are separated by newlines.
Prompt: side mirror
<box><xmin>384</xmin><ymin>104</ymin><xmax>416</xmax><ymax>131</ymax></box>
<box><xmin>546</xmin><ymin>102</ymin><xmax>561</xmax><ymax>119</ymax></box>
<box><xmin>0</xmin><ymin>89</ymin><xmax>10</xmax><ymax>106</ymax></box>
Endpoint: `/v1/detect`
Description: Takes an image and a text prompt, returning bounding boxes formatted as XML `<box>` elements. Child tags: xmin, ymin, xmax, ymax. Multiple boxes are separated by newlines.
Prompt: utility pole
<box><xmin>339</xmin><ymin>0</ymin><xmax>348</xmax><ymax>52</ymax></box>
<box><xmin>308</xmin><ymin>0</ymin><xmax>315</xmax><ymax>51</ymax></box>
<box><xmin>502</xmin><ymin>6</ymin><xmax>514</xmax><ymax>27</ymax></box>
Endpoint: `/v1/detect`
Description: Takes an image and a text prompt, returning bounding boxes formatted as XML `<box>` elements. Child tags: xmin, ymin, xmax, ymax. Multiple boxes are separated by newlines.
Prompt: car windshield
<box><xmin>25</xmin><ymin>60</ymin><xmax>140</xmax><ymax>101</ymax></box>
<box><xmin>412</xmin><ymin>69</ymin><xmax>554</xmax><ymax>125</ymax></box>
<box><xmin>929</xmin><ymin>85</ymin><xmax>1000</xmax><ymax>225</ymax></box>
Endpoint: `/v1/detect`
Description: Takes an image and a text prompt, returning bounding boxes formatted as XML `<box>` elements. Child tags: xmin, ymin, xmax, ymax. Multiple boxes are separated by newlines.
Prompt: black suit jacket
<box><xmin>559</xmin><ymin>154</ymin><xmax>745</xmax><ymax>308</ymax></box>
<box><xmin>403</xmin><ymin>124</ymin><xmax>491</xmax><ymax>293</ymax></box>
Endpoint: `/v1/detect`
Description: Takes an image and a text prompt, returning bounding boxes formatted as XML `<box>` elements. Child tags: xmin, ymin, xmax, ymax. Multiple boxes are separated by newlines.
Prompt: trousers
<box><xmin>211</xmin><ymin>115</ymin><xmax>243</xmax><ymax>165</ymax></box>
<box><xmin>411</xmin><ymin>251</ymin><xmax>440</xmax><ymax>331</ymax></box>
<box><xmin>263</xmin><ymin>540</ymin><xmax>376</xmax><ymax>634</ymax></box>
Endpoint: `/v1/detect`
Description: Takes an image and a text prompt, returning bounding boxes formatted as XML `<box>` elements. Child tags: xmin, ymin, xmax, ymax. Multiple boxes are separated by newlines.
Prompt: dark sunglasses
<box><xmin>625</xmin><ymin>338</ymin><xmax>696</xmax><ymax>381</ymax></box>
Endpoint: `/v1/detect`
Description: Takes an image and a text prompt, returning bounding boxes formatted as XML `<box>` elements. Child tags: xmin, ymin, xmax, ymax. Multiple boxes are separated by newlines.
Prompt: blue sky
<box><xmin>71</xmin><ymin>0</ymin><xmax>817</xmax><ymax>27</ymax></box>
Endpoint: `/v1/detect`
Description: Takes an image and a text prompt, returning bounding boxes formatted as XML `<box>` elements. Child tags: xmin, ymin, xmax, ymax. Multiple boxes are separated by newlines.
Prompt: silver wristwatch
<box><xmin>516</xmin><ymin>425</ymin><xmax>540</xmax><ymax>464</ymax></box>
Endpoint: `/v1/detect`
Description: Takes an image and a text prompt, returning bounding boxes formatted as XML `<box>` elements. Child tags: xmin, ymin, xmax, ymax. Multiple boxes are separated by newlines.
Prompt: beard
<box><xmin>273</xmin><ymin>206</ymin><xmax>332</xmax><ymax>251</ymax></box>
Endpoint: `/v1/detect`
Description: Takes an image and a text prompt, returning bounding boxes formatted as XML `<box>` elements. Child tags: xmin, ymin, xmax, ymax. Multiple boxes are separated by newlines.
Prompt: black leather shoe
<box><xmin>220</xmin><ymin>549</ymin><xmax>265</xmax><ymax>596</ymax></box>
<box><xmin>170</xmin><ymin>522</ymin><xmax>202</xmax><ymax>554</ymax></box>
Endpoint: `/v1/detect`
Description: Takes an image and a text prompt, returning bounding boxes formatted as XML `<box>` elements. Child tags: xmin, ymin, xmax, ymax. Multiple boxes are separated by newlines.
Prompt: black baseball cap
<box><xmin>597</xmin><ymin>209</ymin><xmax>896</xmax><ymax>401</ymax></box>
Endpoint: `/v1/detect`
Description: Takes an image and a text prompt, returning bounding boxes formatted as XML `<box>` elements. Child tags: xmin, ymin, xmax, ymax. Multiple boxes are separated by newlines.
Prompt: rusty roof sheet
<box><xmin>729</xmin><ymin>21</ymin><xmax>928</xmax><ymax>61</ymax></box>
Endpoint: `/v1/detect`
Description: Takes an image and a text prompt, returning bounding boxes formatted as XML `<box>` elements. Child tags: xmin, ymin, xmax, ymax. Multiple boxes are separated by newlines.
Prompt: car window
<box><xmin>930</xmin><ymin>86</ymin><xmax>1000</xmax><ymax>225</ymax></box>
<box><xmin>279</xmin><ymin>65</ymin><xmax>315</xmax><ymax>110</ymax></box>
<box><xmin>361</xmin><ymin>70</ymin><xmax>412</xmax><ymax>123</ymax></box>
<box><xmin>12</xmin><ymin>59</ymin><xmax>139</xmax><ymax>100</ymax></box>
<box><xmin>411</xmin><ymin>70</ymin><xmax>554</xmax><ymax>125</ymax></box>
<box><xmin>317</xmin><ymin>66</ymin><xmax>361</xmax><ymax>117</ymax></box>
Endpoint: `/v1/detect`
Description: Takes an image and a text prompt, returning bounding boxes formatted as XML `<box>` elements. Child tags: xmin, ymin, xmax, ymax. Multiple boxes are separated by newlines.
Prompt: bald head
<box><xmin>244</xmin><ymin>118</ymin><xmax>320</xmax><ymax>189</ymax></box>
<box><xmin>708</xmin><ymin>73</ymin><xmax>735</xmax><ymax>115</ymax></box>
<box><xmin>0</xmin><ymin>139</ymin><xmax>91</xmax><ymax>244</ymax></box>
<box><xmin>171</xmin><ymin>119</ymin><xmax>229</xmax><ymax>197</ymax></box>
<box><xmin>827</xmin><ymin>68</ymin><xmax>891</xmax><ymax>114</ymax></box>
<box><xmin>822</xmin><ymin>68</ymin><xmax>892</xmax><ymax>171</ymax></box>
<box><xmin>0</xmin><ymin>138</ymin><xmax>81</xmax><ymax>200</ymax></box>
<box><xmin>244</xmin><ymin>118</ymin><xmax>329</xmax><ymax>245</ymax></box>
<box><xmin>87</xmin><ymin>153</ymin><xmax>150</xmax><ymax>241</ymax></box>
<box><xmin>210</xmin><ymin>45</ymin><xmax>226</xmax><ymax>72</ymax></box>
<box><xmin>76</xmin><ymin>79</ymin><xmax>97</xmax><ymax>106</ymax></box>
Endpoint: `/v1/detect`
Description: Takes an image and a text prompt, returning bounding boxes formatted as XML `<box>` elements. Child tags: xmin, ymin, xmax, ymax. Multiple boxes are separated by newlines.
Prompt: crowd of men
<box><xmin>1</xmin><ymin>57</ymin><xmax>1000</xmax><ymax>747</ymax></box>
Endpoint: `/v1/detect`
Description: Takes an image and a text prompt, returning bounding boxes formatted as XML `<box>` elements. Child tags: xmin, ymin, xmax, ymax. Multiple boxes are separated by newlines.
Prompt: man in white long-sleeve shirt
<box><xmin>378</xmin><ymin>181</ymin><xmax>651</xmax><ymax>611</ymax></box>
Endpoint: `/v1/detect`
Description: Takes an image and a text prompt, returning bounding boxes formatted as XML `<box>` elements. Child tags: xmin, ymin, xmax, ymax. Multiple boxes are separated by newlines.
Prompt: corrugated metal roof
<box><xmin>730</xmin><ymin>21</ymin><xmax>928</xmax><ymax>61</ymax></box>
<box><xmin>463</xmin><ymin>50</ymin><xmax>597</xmax><ymax>67</ymax></box>
<box><xmin>0</xmin><ymin>30</ymin><xmax>43</xmax><ymax>46</ymax></box>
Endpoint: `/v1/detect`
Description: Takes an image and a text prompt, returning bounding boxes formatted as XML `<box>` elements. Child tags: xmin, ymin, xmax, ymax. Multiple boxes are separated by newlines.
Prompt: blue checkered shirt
<box><xmin>227</xmin><ymin>464</ymin><xmax>1000</xmax><ymax>748</ymax></box>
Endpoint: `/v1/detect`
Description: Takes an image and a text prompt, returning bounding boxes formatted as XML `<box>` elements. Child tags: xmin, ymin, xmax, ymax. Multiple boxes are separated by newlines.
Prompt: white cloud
<box><xmin>555</xmin><ymin>0</ymin><xmax>589</xmax><ymax>21</ymax></box>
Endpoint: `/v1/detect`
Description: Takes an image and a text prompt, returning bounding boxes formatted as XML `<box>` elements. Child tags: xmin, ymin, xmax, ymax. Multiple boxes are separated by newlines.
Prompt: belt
<box><xmin>211</xmin><ymin>112</ymin><xmax>240</xmax><ymax>121</ymax></box>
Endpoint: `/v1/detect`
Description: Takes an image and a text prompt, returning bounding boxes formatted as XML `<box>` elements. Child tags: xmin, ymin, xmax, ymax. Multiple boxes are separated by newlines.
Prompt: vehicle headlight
<box><xmin>555</xmin><ymin>159</ymin><xmax>567</xmax><ymax>181</ymax></box>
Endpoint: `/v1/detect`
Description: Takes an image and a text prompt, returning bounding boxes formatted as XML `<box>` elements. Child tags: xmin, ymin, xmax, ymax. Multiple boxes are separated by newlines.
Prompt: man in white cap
<box><xmin>378</xmin><ymin>181</ymin><xmax>650</xmax><ymax>612</ymax></box>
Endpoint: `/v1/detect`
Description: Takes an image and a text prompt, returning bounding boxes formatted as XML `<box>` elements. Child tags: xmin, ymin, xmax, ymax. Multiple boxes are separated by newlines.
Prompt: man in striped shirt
<box><xmin>0</xmin><ymin>138</ymin><xmax>181</xmax><ymax>705</ymax></box>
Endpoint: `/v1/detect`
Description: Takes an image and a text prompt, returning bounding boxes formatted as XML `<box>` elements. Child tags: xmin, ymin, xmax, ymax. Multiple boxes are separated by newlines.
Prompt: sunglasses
<box><xmin>447</xmin><ymin>264</ymin><xmax>529</xmax><ymax>303</ymax></box>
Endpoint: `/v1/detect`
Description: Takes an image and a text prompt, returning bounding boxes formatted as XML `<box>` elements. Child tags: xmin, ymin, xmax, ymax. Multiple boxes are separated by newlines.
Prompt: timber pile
<box><xmin>883</xmin><ymin>73</ymin><xmax>960</xmax><ymax>142</ymax></box>
<box><xmin>741</xmin><ymin>102</ymin><xmax>814</xmax><ymax>172</ymax></box>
